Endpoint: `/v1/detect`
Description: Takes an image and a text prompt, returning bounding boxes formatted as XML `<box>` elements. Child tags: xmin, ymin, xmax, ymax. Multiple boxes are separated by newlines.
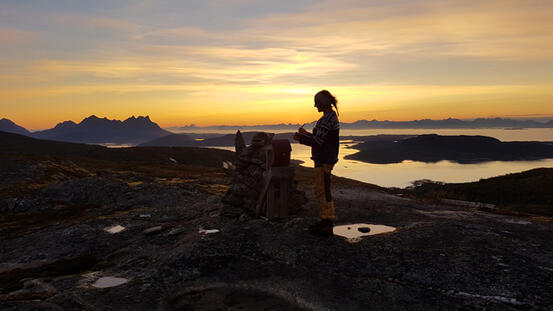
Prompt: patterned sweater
<box><xmin>298</xmin><ymin>110</ymin><xmax>340</xmax><ymax>165</ymax></box>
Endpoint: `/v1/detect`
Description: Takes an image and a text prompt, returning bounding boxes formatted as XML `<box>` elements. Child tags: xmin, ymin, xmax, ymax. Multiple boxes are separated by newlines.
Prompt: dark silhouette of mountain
<box><xmin>340</xmin><ymin>118</ymin><xmax>552</xmax><ymax>129</ymax></box>
<box><xmin>5</xmin><ymin>115</ymin><xmax>553</xmax><ymax>146</ymax></box>
<box><xmin>0</xmin><ymin>118</ymin><xmax>30</xmax><ymax>135</ymax></box>
<box><xmin>170</xmin><ymin>117</ymin><xmax>553</xmax><ymax>131</ymax></box>
<box><xmin>31</xmin><ymin>115</ymin><xmax>171</xmax><ymax>145</ymax></box>
<box><xmin>345</xmin><ymin>134</ymin><xmax>553</xmax><ymax>164</ymax></box>
<box><xmin>140</xmin><ymin>132</ymin><xmax>296</xmax><ymax>147</ymax></box>
<box><xmin>168</xmin><ymin>123</ymin><xmax>312</xmax><ymax>132</ymax></box>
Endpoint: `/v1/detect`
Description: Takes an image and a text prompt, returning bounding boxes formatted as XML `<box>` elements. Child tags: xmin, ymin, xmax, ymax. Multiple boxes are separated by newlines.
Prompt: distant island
<box><xmin>345</xmin><ymin>134</ymin><xmax>553</xmax><ymax>164</ymax></box>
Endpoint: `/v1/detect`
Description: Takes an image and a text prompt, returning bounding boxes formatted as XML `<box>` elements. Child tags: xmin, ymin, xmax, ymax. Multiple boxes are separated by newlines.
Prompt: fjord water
<box><xmin>211</xmin><ymin>128</ymin><xmax>553</xmax><ymax>188</ymax></box>
<box><xmin>294</xmin><ymin>142</ymin><xmax>553</xmax><ymax>188</ymax></box>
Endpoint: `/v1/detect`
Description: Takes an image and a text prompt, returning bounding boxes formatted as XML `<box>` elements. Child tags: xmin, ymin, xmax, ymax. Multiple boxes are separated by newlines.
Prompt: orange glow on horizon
<box><xmin>1</xmin><ymin>1</ymin><xmax>552</xmax><ymax>129</ymax></box>
<box><xmin>5</xmin><ymin>82</ymin><xmax>552</xmax><ymax>130</ymax></box>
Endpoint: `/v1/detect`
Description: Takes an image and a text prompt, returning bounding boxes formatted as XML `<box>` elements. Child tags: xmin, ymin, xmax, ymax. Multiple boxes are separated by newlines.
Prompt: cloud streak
<box><xmin>0</xmin><ymin>28</ymin><xmax>40</xmax><ymax>45</ymax></box>
<box><xmin>1</xmin><ymin>0</ymin><xmax>552</xmax><ymax>127</ymax></box>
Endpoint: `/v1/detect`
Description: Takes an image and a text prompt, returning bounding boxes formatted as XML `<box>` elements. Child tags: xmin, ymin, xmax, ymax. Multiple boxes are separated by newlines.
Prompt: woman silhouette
<box><xmin>293</xmin><ymin>90</ymin><xmax>340</xmax><ymax>236</ymax></box>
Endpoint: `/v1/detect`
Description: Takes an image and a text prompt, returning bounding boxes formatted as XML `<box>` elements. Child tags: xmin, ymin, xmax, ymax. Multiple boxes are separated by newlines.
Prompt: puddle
<box><xmin>92</xmin><ymin>276</ymin><xmax>129</xmax><ymax>288</ymax></box>
<box><xmin>104</xmin><ymin>225</ymin><xmax>125</xmax><ymax>234</ymax></box>
<box><xmin>333</xmin><ymin>223</ymin><xmax>396</xmax><ymax>242</ymax></box>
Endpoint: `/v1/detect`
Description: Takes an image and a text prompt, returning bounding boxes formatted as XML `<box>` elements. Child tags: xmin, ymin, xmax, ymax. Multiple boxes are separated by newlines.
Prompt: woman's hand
<box><xmin>298</xmin><ymin>127</ymin><xmax>308</xmax><ymax>135</ymax></box>
<box><xmin>293</xmin><ymin>132</ymin><xmax>301</xmax><ymax>141</ymax></box>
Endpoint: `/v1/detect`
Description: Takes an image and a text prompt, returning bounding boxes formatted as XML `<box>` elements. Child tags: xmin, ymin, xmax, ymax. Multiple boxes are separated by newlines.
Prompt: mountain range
<box><xmin>169</xmin><ymin>117</ymin><xmax>553</xmax><ymax>131</ymax></box>
<box><xmin>2</xmin><ymin>116</ymin><xmax>553</xmax><ymax>146</ymax></box>
<box><xmin>1</xmin><ymin>115</ymin><xmax>170</xmax><ymax>145</ymax></box>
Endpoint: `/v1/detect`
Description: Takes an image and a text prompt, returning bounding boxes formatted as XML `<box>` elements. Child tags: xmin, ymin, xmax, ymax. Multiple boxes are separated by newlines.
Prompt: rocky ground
<box><xmin>1</xmin><ymin>134</ymin><xmax>553</xmax><ymax>310</ymax></box>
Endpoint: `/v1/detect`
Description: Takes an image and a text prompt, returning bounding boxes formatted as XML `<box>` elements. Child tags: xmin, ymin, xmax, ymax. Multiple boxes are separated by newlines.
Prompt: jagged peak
<box><xmin>123</xmin><ymin>115</ymin><xmax>151</xmax><ymax>122</ymax></box>
<box><xmin>79</xmin><ymin>115</ymin><xmax>111</xmax><ymax>126</ymax></box>
<box><xmin>55</xmin><ymin>120</ymin><xmax>77</xmax><ymax>127</ymax></box>
<box><xmin>83</xmin><ymin>115</ymin><xmax>100</xmax><ymax>120</ymax></box>
<box><xmin>0</xmin><ymin>118</ymin><xmax>17</xmax><ymax>125</ymax></box>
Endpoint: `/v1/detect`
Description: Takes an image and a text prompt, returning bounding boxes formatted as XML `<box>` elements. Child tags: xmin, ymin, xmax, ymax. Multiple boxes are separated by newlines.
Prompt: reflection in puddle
<box><xmin>92</xmin><ymin>276</ymin><xmax>129</xmax><ymax>288</ymax></box>
<box><xmin>104</xmin><ymin>225</ymin><xmax>125</xmax><ymax>234</ymax></box>
<box><xmin>334</xmin><ymin>223</ymin><xmax>396</xmax><ymax>242</ymax></box>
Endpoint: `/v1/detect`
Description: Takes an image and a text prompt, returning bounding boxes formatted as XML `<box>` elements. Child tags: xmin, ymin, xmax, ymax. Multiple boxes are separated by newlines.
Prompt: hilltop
<box><xmin>1</xmin><ymin>132</ymin><xmax>552</xmax><ymax>309</ymax></box>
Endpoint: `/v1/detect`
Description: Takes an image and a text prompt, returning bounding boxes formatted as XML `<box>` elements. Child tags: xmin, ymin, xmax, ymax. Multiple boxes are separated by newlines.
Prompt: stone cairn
<box><xmin>222</xmin><ymin>131</ymin><xmax>307</xmax><ymax>217</ymax></box>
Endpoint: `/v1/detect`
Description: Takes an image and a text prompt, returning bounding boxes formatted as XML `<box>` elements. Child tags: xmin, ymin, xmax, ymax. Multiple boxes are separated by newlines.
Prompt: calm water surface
<box><xmin>292</xmin><ymin>143</ymin><xmax>553</xmax><ymax>188</ymax></box>
<box><xmin>333</xmin><ymin>223</ymin><xmax>396</xmax><ymax>241</ymax></box>
<box><xmin>211</xmin><ymin>127</ymin><xmax>553</xmax><ymax>188</ymax></box>
<box><xmin>214</xmin><ymin>143</ymin><xmax>553</xmax><ymax>187</ymax></box>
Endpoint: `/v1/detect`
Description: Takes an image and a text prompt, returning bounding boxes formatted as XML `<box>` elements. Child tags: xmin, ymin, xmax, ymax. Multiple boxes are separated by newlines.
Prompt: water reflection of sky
<box><xmin>298</xmin><ymin>143</ymin><xmax>553</xmax><ymax>188</ymax></box>
<box><xmin>213</xmin><ymin>142</ymin><xmax>553</xmax><ymax>188</ymax></box>
<box><xmin>175</xmin><ymin>128</ymin><xmax>553</xmax><ymax>188</ymax></box>
<box><xmin>333</xmin><ymin>224</ymin><xmax>396</xmax><ymax>242</ymax></box>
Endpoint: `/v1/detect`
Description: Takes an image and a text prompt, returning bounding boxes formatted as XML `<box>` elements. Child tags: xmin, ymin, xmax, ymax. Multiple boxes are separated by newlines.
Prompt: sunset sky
<box><xmin>1</xmin><ymin>0</ymin><xmax>553</xmax><ymax>129</ymax></box>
